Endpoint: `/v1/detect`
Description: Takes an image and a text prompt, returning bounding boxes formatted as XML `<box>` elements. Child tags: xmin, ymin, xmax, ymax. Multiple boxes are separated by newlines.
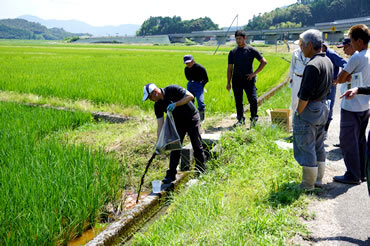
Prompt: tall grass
<box><xmin>133</xmin><ymin>125</ymin><xmax>308</xmax><ymax>245</ymax></box>
<box><xmin>0</xmin><ymin>102</ymin><xmax>124</xmax><ymax>245</ymax></box>
<box><xmin>0</xmin><ymin>42</ymin><xmax>290</xmax><ymax>114</ymax></box>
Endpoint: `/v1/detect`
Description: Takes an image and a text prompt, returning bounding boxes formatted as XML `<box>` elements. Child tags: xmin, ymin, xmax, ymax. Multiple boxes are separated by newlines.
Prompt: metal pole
<box><xmin>213</xmin><ymin>14</ymin><xmax>238</xmax><ymax>55</ymax></box>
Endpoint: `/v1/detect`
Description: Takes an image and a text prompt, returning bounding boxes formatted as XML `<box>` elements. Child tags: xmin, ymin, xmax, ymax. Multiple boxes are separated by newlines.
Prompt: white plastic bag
<box><xmin>155</xmin><ymin>111</ymin><xmax>182</xmax><ymax>153</ymax></box>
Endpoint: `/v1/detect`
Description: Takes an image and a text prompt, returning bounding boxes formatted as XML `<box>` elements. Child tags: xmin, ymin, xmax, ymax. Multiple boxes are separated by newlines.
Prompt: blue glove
<box><xmin>167</xmin><ymin>102</ymin><xmax>176</xmax><ymax>112</ymax></box>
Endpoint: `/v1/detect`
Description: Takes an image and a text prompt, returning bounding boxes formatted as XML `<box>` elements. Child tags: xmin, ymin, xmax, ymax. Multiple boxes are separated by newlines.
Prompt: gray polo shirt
<box><xmin>298</xmin><ymin>53</ymin><xmax>333</xmax><ymax>101</ymax></box>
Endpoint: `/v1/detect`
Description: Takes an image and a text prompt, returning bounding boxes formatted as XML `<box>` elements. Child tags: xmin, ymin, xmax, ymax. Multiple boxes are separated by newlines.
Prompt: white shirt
<box><xmin>289</xmin><ymin>48</ymin><xmax>310</xmax><ymax>78</ymax></box>
<box><xmin>340</xmin><ymin>49</ymin><xmax>370</xmax><ymax>112</ymax></box>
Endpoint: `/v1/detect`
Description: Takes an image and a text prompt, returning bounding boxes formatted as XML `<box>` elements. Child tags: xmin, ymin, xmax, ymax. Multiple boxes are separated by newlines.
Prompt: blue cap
<box><xmin>337</xmin><ymin>38</ymin><xmax>351</xmax><ymax>48</ymax></box>
<box><xmin>183</xmin><ymin>54</ymin><xmax>194</xmax><ymax>64</ymax></box>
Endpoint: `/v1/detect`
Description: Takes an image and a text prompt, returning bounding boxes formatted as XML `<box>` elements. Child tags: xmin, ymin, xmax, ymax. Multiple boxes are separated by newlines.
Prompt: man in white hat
<box><xmin>143</xmin><ymin>83</ymin><xmax>207</xmax><ymax>184</ymax></box>
<box><xmin>321</xmin><ymin>42</ymin><xmax>347</xmax><ymax>138</ymax></box>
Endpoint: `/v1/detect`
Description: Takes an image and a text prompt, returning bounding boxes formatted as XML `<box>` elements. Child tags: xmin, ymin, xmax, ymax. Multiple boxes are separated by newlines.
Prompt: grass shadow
<box><xmin>205</xmin><ymin>125</ymin><xmax>234</xmax><ymax>133</ymax></box>
<box><xmin>267</xmin><ymin>182</ymin><xmax>305</xmax><ymax>207</ymax></box>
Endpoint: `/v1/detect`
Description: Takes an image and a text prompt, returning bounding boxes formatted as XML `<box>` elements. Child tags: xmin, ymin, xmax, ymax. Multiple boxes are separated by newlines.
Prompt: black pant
<box><xmin>340</xmin><ymin>109</ymin><xmax>369</xmax><ymax>180</ymax></box>
<box><xmin>232</xmin><ymin>79</ymin><xmax>258</xmax><ymax>121</ymax></box>
<box><xmin>166</xmin><ymin>113</ymin><xmax>206</xmax><ymax>178</ymax></box>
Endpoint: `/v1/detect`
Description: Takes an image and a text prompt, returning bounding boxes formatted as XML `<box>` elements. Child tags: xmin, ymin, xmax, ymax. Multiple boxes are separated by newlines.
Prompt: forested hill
<box><xmin>245</xmin><ymin>0</ymin><xmax>370</xmax><ymax>30</ymax></box>
<box><xmin>0</xmin><ymin>18</ymin><xmax>90</xmax><ymax>40</ymax></box>
<box><xmin>136</xmin><ymin>16</ymin><xmax>219</xmax><ymax>35</ymax></box>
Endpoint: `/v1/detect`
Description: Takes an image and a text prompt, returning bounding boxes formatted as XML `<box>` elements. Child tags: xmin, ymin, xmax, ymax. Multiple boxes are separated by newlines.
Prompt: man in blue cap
<box><xmin>183</xmin><ymin>54</ymin><xmax>209</xmax><ymax>122</ymax></box>
<box><xmin>143</xmin><ymin>83</ymin><xmax>207</xmax><ymax>184</ymax></box>
<box><xmin>321</xmin><ymin>42</ymin><xmax>347</xmax><ymax>138</ymax></box>
<box><xmin>337</xmin><ymin>38</ymin><xmax>355</xmax><ymax>57</ymax></box>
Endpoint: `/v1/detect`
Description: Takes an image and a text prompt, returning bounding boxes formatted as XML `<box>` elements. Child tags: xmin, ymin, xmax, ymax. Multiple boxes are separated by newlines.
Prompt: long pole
<box><xmin>213</xmin><ymin>14</ymin><xmax>238</xmax><ymax>55</ymax></box>
<box><xmin>136</xmin><ymin>152</ymin><xmax>157</xmax><ymax>203</ymax></box>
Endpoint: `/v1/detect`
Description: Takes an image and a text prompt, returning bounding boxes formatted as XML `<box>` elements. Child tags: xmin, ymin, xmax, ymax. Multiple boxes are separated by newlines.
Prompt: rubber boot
<box><xmin>300</xmin><ymin>166</ymin><xmax>318</xmax><ymax>191</ymax></box>
<box><xmin>250</xmin><ymin>117</ymin><xmax>258</xmax><ymax>128</ymax></box>
<box><xmin>199</xmin><ymin>110</ymin><xmax>205</xmax><ymax>122</ymax></box>
<box><xmin>315</xmin><ymin>161</ymin><xmax>325</xmax><ymax>187</ymax></box>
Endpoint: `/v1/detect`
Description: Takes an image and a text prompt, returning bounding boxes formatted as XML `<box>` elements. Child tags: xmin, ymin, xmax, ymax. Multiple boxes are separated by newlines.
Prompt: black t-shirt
<box><xmin>184</xmin><ymin>63</ymin><xmax>209</xmax><ymax>85</ymax></box>
<box><xmin>298</xmin><ymin>53</ymin><xmax>333</xmax><ymax>101</ymax></box>
<box><xmin>154</xmin><ymin>85</ymin><xmax>198</xmax><ymax>123</ymax></box>
<box><xmin>228</xmin><ymin>45</ymin><xmax>263</xmax><ymax>82</ymax></box>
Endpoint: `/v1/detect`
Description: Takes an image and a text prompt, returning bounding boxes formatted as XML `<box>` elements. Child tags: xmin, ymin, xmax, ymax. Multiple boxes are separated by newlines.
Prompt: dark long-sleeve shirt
<box><xmin>358</xmin><ymin>86</ymin><xmax>370</xmax><ymax>95</ymax></box>
<box><xmin>184</xmin><ymin>63</ymin><xmax>208</xmax><ymax>86</ymax></box>
<box><xmin>325</xmin><ymin>47</ymin><xmax>347</xmax><ymax>79</ymax></box>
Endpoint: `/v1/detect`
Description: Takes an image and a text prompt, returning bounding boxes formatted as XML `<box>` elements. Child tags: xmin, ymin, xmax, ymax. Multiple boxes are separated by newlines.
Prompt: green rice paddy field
<box><xmin>0</xmin><ymin>40</ymin><xmax>290</xmax><ymax>114</ymax></box>
<box><xmin>0</xmin><ymin>102</ymin><xmax>124</xmax><ymax>245</ymax></box>
<box><xmin>0</xmin><ymin>40</ymin><xmax>292</xmax><ymax>244</ymax></box>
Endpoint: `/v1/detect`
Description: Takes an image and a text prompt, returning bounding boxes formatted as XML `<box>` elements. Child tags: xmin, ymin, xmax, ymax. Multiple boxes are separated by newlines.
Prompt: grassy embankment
<box><xmin>132</xmin><ymin>122</ymin><xmax>309</xmax><ymax>245</ymax></box>
<box><xmin>0</xmin><ymin>102</ymin><xmax>124</xmax><ymax>245</ymax></box>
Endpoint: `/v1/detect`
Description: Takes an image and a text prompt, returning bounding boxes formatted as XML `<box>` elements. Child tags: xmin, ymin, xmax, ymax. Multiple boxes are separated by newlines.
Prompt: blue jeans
<box><xmin>293</xmin><ymin>101</ymin><xmax>328</xmax><ymax>167</ymax></box>
<box><xmin>187</xmin><ymin>81</ymin><xmax>205</xmax><ymax>111</ymax></box>
<box><xmin>325</xmin><ymin>85</ymin><xmax>336</xmax><ymax>131</ymax></box>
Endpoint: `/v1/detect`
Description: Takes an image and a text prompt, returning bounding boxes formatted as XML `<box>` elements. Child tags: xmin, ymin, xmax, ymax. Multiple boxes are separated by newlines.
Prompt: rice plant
<box><xmin>0</xmin><ymin>102</ymin><xmax>124</xmax><ymax>245</ymax></box>
<box><xmin>0</xmin><ymin>42</ymin><xmax>290</xmax><ymax>114</ymax></box>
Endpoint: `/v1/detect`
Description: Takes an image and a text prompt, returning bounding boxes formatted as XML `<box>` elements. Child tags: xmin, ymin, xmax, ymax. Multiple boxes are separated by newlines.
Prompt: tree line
<box><xmin>245</xmin><ymin>0</ymin><xmax>370</xmax><ymax>30</ymax></box>
<box><xmin>0</xmin><ymin>18</ymin><xmax>88</xmax><ymax>40</ymax></box>
<box><xmin>136</xmin><ymin>16</ymin><xmax>219</xmax><ymax>36</ymax></box>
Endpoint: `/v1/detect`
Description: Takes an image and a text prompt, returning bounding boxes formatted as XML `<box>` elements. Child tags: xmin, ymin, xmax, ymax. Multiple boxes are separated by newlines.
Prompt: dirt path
<box><xmin>294</xmin><ymin>86</ymin><xmax>370</xmax><ymax>246</ymax></box>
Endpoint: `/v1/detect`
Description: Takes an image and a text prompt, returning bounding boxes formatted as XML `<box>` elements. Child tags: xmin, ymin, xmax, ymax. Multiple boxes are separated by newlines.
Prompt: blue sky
<box><xmin>1</xmin><ymin>0</ymin><xmax>297</xmax><ymax>27</ymax></box>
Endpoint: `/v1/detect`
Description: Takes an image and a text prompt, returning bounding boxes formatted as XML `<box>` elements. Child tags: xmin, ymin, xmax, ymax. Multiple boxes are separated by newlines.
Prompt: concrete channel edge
<box><xmin>86</xmin><ymin>76</ymin><xmax>289</xmax><ymax>245</ymax></box>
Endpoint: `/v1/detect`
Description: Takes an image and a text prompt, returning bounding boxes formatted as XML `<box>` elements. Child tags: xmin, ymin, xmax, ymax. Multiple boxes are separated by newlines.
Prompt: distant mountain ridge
<box><xmin>0</xmin><ymin>18</ymin><xmax>88</xmax><ymax>40</ymax></box>
<box><xmin>18</xmin><ymin>15</ymin><xmax>140</xmax><ymax>36</ymax></box>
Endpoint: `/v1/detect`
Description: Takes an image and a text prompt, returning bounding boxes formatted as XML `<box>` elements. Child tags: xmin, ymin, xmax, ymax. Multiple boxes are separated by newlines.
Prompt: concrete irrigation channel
<box><xmin>86</xmin><ymin>133</ymin><xmax>221</xmax><ymax>245</ymax></box>
<box><xmin>84</xmin><ymin>76</ymin><xmax>290</xmax><ymax>245</ymax></box>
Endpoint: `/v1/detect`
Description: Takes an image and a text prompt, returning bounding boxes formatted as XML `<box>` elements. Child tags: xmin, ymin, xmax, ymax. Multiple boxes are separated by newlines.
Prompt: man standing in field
<box><xmin>293</xmin><ymin>29</ymin><xmax>333</xmax><ymax>190</ymax></box>
<box><xmin>333</xmin><ymin>24</ymin><xmax>370</xmax><ymax>185</ymax></box>
<box><xmin>142</xmin><ymin>83</ymin><xmax>207</xmax><ymax>184</ymax></box>
<box><xmin>227</xmin><ymin>30</ymin><xmax>267</xmax><ymax>127</ymax></box>
<box><xmin>183</xmin><ymin>54</ymin><xmax>209</xmax><ymax>122</ymax></box>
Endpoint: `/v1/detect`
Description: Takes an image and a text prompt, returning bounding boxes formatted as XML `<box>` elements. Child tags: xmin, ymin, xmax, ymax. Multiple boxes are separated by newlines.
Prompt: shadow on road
<box><xmin>310</xmin><ymin>236</ymin><xmax>370</xmax><ymax>246</ymax></box>
<box><xmin>317</xmin><ymin>181</ymin><xmax>359</xmax><ymax>199</ymax></box>
<box><xmin>326</xmin><ymin>147</ymin><xmax>343</xmax><ymax>161</ymax></box>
